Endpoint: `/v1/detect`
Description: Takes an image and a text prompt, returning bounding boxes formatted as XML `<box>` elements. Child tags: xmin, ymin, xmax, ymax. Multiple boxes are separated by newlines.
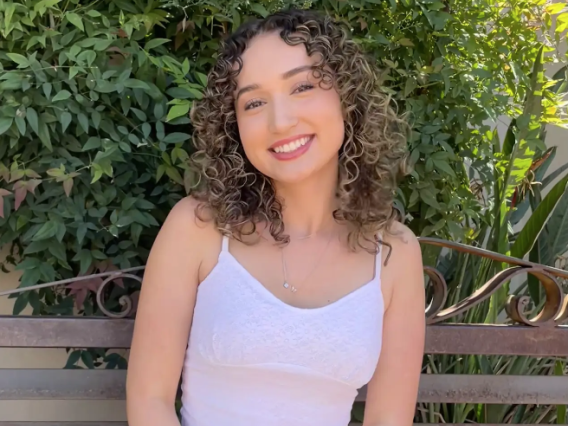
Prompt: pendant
<box><xmin>283</xmin><ymin>282</ymin><xmax>297</xmax><ymax>293</ymax></box>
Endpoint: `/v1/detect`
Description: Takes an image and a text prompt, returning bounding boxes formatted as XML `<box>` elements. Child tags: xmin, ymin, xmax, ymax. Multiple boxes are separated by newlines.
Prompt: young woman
<box><xmin>126</xmin><ymin>9</ymin><xmax>425</xmax><ymax>426</ymax></box>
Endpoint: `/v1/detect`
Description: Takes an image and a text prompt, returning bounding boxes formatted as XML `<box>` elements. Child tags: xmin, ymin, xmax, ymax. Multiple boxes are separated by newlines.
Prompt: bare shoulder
<box><xmin>149</xmin><ymin>196</ymin><xmax>221</xmax><ymax>269</ymax></box>
<box><xmin>160</xmin><ymin>196</ymin><xmax>219</xmax><ymax>240</ymax></box>
<box><xmin>382</xmin><ymin>220</ymin><xmax>422</xmax><ymax>261</ymax></box>
<box><xmin>380</xmin><ymin>221</ymin><xmax>424</xmax><ymax>308</ymax></box>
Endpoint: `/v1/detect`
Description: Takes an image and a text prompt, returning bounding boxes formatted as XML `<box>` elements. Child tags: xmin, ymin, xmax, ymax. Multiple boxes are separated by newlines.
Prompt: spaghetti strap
<box><xmin>221</xmin><ymin>234</ymin><xmax>230</xmax><ymax>253</ymax></box>
<box><xmin>374</xmin><ymin>232</ymin><xmax>383</xmax><ymax>282</ymax></box>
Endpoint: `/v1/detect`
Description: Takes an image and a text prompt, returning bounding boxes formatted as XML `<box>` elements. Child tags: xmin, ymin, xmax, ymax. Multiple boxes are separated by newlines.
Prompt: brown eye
<box><xmin>244</xmin><ymin>99</ymin><xmax>264</xmax><ymax>111</ymax></box>
<box><xmin>293</xmin><ymin>83</ymin><xmax>314</xmax><ymax>94</ymax></box>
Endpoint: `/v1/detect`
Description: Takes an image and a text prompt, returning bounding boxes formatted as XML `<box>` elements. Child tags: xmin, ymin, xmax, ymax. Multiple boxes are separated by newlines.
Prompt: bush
<box><xmin>0</xmin><ymin>0</ymin><xmax>566</xmax><ymax>344</ymax></box>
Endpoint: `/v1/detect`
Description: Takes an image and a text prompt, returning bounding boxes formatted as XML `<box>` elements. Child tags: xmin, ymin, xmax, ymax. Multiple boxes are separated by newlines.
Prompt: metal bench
<box><xmin>1</xmin><ymin>238</ymin><xmax>567</xmax><ymax>426</ymax></box>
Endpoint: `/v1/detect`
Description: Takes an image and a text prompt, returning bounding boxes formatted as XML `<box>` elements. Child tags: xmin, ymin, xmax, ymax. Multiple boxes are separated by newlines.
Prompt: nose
<box><xmin>267</xmin><ymin>96</ymin><xmax>298</xmax><ymax>134</ymax></box>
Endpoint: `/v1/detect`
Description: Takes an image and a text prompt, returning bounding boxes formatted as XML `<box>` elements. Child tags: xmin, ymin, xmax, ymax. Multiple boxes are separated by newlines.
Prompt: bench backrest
<box><xmin>1</xmin><ymin>237</ymin><xmax>567</xmax><ymax>426</ymax></box>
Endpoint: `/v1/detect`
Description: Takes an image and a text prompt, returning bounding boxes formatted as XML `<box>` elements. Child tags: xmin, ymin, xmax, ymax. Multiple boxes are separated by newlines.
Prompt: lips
<box><xmin>270</xmin><ymin>135</ymin><xmax>312</xmax><ymax>154</ymax></box>
<box><xmin>268</xmin><ymin>134</ymin><xmax>314</xmax><ymax>161</ymax></box>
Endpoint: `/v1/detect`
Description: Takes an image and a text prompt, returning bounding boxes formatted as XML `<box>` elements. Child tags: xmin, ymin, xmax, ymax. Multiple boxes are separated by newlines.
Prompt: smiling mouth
<box><xmin>270</xmin><ymin>135</ymin><xmax>313</xmax><ymax>154</ymax></box>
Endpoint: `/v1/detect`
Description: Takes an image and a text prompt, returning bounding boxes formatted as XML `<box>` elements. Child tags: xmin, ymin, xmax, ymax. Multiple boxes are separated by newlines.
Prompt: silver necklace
<box><xmin>281</xmin><ymin>232</ymin><xmax>334</xmax><ymax>293</ymax></box>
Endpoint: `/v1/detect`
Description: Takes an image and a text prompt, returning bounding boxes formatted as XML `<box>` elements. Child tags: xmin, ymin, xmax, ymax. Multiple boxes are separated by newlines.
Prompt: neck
<box><xmin>273</xmin><ymin>161</ymin><xmax>339</xmax><ymax>239</ymax></box>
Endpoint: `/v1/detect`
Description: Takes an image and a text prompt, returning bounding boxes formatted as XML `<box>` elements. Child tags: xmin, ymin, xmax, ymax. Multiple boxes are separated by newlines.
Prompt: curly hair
<box><xmin>189</xmin><ymin>8</ymin><xmax>408</xmax><ymax>254</ymax></box>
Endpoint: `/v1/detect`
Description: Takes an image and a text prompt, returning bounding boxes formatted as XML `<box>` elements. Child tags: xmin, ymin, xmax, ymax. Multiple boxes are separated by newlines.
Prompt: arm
<box><xmin>126</xmin><ymin>197</ymin><xmax>210</xmax><ymax>426</ymax></box>
<box><xmin>362</xmin><ymin>224</ymin><xmax>426</xmax><ymax>426</ymax></box>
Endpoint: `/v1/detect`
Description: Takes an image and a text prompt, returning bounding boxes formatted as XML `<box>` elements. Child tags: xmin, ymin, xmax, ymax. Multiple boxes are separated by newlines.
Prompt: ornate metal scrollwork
<box><xmin>95</xmin><ymin>272</ymin><xmax>142</xmax><ymax>319</ymax></box>
<box><xmin>0</xmin><ymin>265</ymin><xmax>145</xmax><ymax>319</ymax></box>
<box><xmin>419</xmin><ymin>238</ymin><xmax>568</xmax><ymax>327</ymax></box>
<box><xmin>2</xmin><ymin>237</ymin><xmax>567</xmax><ymax>326</ymax></box>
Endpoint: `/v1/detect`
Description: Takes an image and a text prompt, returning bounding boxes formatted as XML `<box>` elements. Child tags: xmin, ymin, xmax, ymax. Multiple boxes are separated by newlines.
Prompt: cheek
<box><xmin>309</xmin><ymin>90</ymin><xmax>344</xmax><ymax>146</ymax></box>
<box><xmin>236</xmin><ymin>114</ymin><xmax>266</xmax><ymax>158</ymax></box>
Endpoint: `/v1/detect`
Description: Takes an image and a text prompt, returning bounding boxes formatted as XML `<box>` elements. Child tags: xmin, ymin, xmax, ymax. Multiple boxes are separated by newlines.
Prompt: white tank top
<box><xmin>180</xmin><ymin>235</ymin><xmax>384</xmax><ymax>426</ymax></box>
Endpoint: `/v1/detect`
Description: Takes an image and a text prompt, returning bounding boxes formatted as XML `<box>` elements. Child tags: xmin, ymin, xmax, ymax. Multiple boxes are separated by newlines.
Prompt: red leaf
<box><xmin>109</xmin><ymin>54</ymin><xmax>125</xmax><ymax>67</ymax></box>
<box><xmin>129</xmin><ymin>291</ymin><xmax>140</xmax><ymax>316</ymax></box>
<box><xmin>63</xmin><ymin>178</ymin><xmax>73</xmax><ymax>197</ymax></box>
<box><xmin>12</xmin><ymin>181</ymin><xmax>27</xmax><ymax>211</ymax></box>
<box><xmin>26</xmin><ymin>179</ymin><xmax>42</xmax><ymax>194</ymax></box>
<box><xmin>97</xmin><ymin>260</ymin><xmax>123</xmax><ymax>287</ymax></box>
<box><xmin>67</xmin><ymin>277</ymin><xmax>104</xmax><ymax>309</ymax></box>
<box><xmin>70</xmin><ymin>287</ymin><xmax>87</xmax><ymax>310</ymax></box>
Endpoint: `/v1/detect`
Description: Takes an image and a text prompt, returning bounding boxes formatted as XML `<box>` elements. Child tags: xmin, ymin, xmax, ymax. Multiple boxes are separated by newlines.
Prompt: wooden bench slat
<box><xmin>0</xmin><ymin>370</ymin><xmax>126</xmax><ymax>400</ymax></box>
<box><xmin>357</xmin><ymin>374</ymin><xmax>568</xmax><ymax>404</ymax></box>
<box><xmin>2</xmin><ymin>370</ymin><xmax>566</xmax><ymax>404</ymax></box>
<box><xmin>0</xmin><ymin>317</ymin><xmax>133</xmax><ymax>349</ymax></box>
<box><xmin>2</xmin><ymin>317</ymin><xmax>567</xmax><ymax>356</ymax></box>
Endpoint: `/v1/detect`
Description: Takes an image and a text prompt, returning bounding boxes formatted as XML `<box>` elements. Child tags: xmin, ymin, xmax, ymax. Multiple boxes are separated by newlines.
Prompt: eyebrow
<box><xmin>235</xmin><ymin>64</ymin><xmax>316</xmax><ymax>101</ymax></box>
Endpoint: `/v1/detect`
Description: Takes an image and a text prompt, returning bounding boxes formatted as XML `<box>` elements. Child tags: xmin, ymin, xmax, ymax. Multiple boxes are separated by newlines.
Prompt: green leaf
<box><xmin>502</xmin><ymin>47</ymin><xmax>544</xmax><ymax>203</ymax></box>
<box><xmin>250</xmin><ymin>3</ymin><xmax>269</xmax><ymax>17</ymax></box>
<box><xmin>78</xmin><ymin>113</ymin><xmax>89</xmax><ymax>133</ymax></box>
<box><xmin>0</xmin><ymin>118</ymin><xmax>13</xmax><ymax>136</ymax></box>
<box><xmin>32</xmin><ymin>221</ymin><xmax>58</xmax><ymax>241</ymax></box>
<box><xmin>52</xmin><ymin>90</ymin><xmax>72</xmax><ymax>102</ymax></box>
<box><xmin>123</xmin><ymin>79</ymin><xmax>151</xmax><ymax>90</ymax></box>
<box><xmin>95</xmin><ymin>80</ymin><xmax>116</xmax><ymax>93</ymax></box>
<box><xmin>14</xmin><ymin>117</ymin><xmax>26</xmax><ymax>136</ymax></box>
<box><xmin>166</xmin><ymin>103</ymin><xmax>190</xmax><ymax>122</ymax></box>
<box><xmin>510</xmin><ymin>175</ymin><xmax>568</xmax><ymax>259</ymax></box>
<box><xmin>60</xmin><ymin>111</ymin><xmax>72</xmax><ymax>133</ymax></box>
<box><xmin>7</xmin><ymin>53</ymin><xmax>29</xmax><ymax>68</ymax></box>
<box><xmin>83</xmin><ymin>137</ymin><xmax>101</xmax><ymax>151</ymax></box>
<box><xmin>162</xmin><ymin>132</ymin><xmax>190</xmax><ymax>144</ymax></box>
<box><xmin>78</xmin><ymin>249</ymin><xmax>92</xmax><ymax>274</ymax></box>
<box><xmin>542</xmin><ymin>190</ymin><xmax>568</xmax><ymax>266</ymax></box>
<box><xmin>433</xmin><ymin>159</ymin><xmax>456</xmax><ymax>177</ymax></box>
<box><xmin>542</xmin><ymin>163</ymin><xmax>568</xmax><ymax>189</ymax></box>
<box><xmin>77</xmin><ymin>223</ymin><xmax>88</xmax><ymax>244</ymax></box>
<box><xmin>26</xmin><ymin>107</ymin><xmax>39</xmax><ymax>135</ymax></box>
<box><xmin>92</xmin><ymin>111</ymin><xmax>101</xmax><ymax>129</ymax></box>
<box><xmin>38</xmin><ymin>119</ymin><xmax>52</xmax><ymax>150</ymax></box>
<box><xmin>13</xmin><ymin>293</ymin><xmax>29</xmax><ymax>315</ymax></box>
<box><xmin>398</xmin><ymin>38</ymin><xmax>415</xmax><ymax>47</ymax></box>
<box><xmin>144</xmin><ymin>38</ymin><xmax>170</xmax><ymax>50</ymax></box>
<box><xmin>66</xmin><ymin>12</ymin><xmax>84</xmax><ymax>32</ymax></box>
<box><xmin>420</xmin><ymin>188</ymin><xmax>440</xmax><ymax>209</ymax></box>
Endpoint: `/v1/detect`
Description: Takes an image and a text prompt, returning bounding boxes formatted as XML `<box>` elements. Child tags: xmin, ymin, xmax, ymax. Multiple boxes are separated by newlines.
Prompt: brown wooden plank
<box><xmin>425</xmin><ymin>324</ymin><xmax>568</xmax><ymax>356</ymax></box>
<box><xmin>0</xmin><ymin>316</ymin><xmax>133</xmax><ymax>349</ymax></box>
<box><xmin>0</xmin><ymin>370</ymin><xmax>126</xmax><ymax>400</ymax></box>
<box><xmin>377</xmin><ymin>374</ymin><xmax>568</xmax><ymax>404</ymax></box>
<box><xmin>2</xmin><ymin>370</ymin><xmax>567</xmax><ymax>404</ymax></box>
<box><xmin>2</xmin><ymin>317</ymin><xmax>568</xmax><ymax>356</ymax></box>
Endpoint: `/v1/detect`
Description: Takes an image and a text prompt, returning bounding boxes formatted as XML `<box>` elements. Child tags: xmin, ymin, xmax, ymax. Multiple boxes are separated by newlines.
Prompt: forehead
<box><xmin>236</xmin><ymin>31</ymin><xmax>317</xmax><ymax>84</ymax></box>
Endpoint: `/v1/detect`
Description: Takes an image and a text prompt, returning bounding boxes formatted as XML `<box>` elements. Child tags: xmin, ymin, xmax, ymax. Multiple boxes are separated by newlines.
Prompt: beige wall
<box><xmin>0</xmin><ymin>246</ymin><xmax>127</xmax><ymax>422</ymax></box>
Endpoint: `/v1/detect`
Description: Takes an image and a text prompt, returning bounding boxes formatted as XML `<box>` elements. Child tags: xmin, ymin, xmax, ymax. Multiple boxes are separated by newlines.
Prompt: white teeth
<box><xmin>273</xmin><ymin>136</ymin><xmax>311</xmax><ymax>154</ymax></box>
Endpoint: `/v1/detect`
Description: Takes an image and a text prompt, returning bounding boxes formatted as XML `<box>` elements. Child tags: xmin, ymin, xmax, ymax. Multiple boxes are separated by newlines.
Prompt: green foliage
<box><xmin>0</xmin><ymin>0</ymin><xmax>567</xmax><ymax>422</ymax></box>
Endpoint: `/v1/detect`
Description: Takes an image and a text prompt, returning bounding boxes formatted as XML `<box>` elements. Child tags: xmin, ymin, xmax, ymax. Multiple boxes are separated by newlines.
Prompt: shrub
<box><xmin>0</xmin><ymin>0</ymin><xmax>566</xmax><ymax>362</ymax></box>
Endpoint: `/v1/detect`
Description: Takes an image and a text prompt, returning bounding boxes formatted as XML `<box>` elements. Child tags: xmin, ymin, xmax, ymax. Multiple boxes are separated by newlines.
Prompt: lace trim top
<box><xmin>180</xmin><ymin>236</ymin><xmax>384</xmax><ymax>426</ymax></box>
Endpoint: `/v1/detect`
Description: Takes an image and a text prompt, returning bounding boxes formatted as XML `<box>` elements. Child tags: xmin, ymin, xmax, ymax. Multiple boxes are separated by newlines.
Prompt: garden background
<box><xmin>0</xmin><ymin>0</ymin><xmax>567</xmax><ymax>423</ymax></box>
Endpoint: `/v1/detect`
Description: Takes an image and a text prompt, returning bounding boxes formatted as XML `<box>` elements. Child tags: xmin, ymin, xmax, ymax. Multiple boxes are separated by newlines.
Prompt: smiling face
<box><xmin>234</xmin><ymin>31</ymin><xmax>345</xmax><ymax>185</ymax></box>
